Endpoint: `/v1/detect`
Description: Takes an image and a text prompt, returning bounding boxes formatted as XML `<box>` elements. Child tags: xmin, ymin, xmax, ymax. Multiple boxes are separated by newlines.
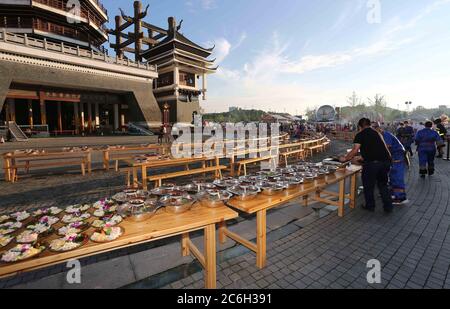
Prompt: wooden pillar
<box><xmin>39</xmin><ymin>91</ymin><xmax>47</xmax><ymax>125</ymax></box>
<box><xmin>27</xmin><ymin>99</ymin><xmax>33</xmax><ymax>128</ymax></box>
<box><xmin>74</xmin><ymin>102</ymin><xmax>79</xmax><ymax>134</ymax></box>
<box><xmin>95</xmin><ymin>103</ymin><xmax>100</xmax><ymax>127</ymax></box>
<box><xmin>57</xmin><ymin>102</ymin><xmax>62</xmax><ymax>132</ymax></box>
<box><xmin>134</xmin><ymin>1</ymin><xmax>142</xmax><ymax>62</ymax></box>
<box><xmin>114</xmin><ymin>15</ymin><xmax>123</xmax><ymax>59</ymax></box>
<box><xmin>4</xmin><ymin>99</ymin><xmax>10</xmax><ymax>122</ymax></box>
<box><xmin>114</xmin><ymin>103</ymin><xmax>119</xmax><ymax>131</ymax></box>
<box><xmin>80</xmin><ymin>102</ymin><xmax>85</xmax><ymax>133</ymax></box>
<box><xmin>87</xmin><ymin>102</ymin><xmax>93</xmax><ymax>133</ymax></box>
<box><xmin>174</xmin><ymin>64</ymin><xmax>180</xmax><ymax>87</ymax></box>
<box><xmin>9</xmin><ymin>99</ymin><xmax>15</xmax><ymax>122</ymax></box>
<box><xmin>202</xmin><ymin>73</ymin><xmax>207</xmax><ymax>100</ymax></box>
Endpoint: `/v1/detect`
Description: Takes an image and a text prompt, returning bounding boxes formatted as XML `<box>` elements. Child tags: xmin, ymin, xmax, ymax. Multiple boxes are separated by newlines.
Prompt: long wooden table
<box><xmin>220</xmin><ymin>167</ymin><xmax>361</xmax><ymax>269</ymax></box>
<box><xmin>123</xmin><ymin>156</ymin><xmax>221</xmax><ymax>190</ymax></box>
<box><xmin>0</xmin><ymin>204</ymin><xmax>238</xmax><ymax>289</ymax></box>
<box><xmin>102</xmin><ymin>144</ymin><xmax>170</xmax><ymax>171</ymax></box>
<box><xmin>3</xmin><ymin>150</ymin><xmax>92</xmax><ymax>182</ymax></box>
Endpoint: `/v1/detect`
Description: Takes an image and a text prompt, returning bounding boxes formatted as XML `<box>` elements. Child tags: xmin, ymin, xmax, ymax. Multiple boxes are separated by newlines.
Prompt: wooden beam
<box><xmin>57</xmin><ymin>102</ymin><xmax>62</xmax><ymax>132</ymax></box>
<box><xmin>27</xmin><ymin>99</ymin><xmax>33</xmax><ymax>128</ymax></box>
<box><xmin>141</xmin><ymin>21</ymin><xmax>167</xmax><ymax>35</ymax></box>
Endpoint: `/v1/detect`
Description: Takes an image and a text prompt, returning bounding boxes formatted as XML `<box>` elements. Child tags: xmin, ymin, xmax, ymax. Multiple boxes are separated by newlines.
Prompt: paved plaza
<box><xmin>1</xmin><ymin>137</ymin><xmax>449</xmax><ymax>289</ymax></box>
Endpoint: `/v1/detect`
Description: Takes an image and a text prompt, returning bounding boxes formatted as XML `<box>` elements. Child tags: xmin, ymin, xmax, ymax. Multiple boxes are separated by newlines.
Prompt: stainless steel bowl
<box><xmin>197</xmin><ymin>190</ymin><xmax>232</xmax><ymax>208</ymax></box>
<box><xmin>160</xmin><ymin>195</ymin><xmax>197</xmax><ymax>214</ymax></box>
<box><xmin>228</xmin><ymin>186</ymin><xmax>260</xmax><ymax>202</ymax></box>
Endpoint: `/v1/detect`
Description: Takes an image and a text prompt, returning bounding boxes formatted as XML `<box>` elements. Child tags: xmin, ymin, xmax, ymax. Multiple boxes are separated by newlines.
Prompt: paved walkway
<box><xmin>161</xmin><ymin>156</ymin><xmax>450</xmax><ymax>289</ymax></box>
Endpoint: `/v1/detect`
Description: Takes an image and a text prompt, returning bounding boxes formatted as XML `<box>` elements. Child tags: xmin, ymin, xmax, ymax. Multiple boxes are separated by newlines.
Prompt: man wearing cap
<box><xmin>373</xmin><ymin>122</ymin><xmax>409</xmax><ymax>205</ymax></box>
<box><xmin>415</xmin><ymin>121</ymin><xmax>443</xmax><ymax>178</ymax></box>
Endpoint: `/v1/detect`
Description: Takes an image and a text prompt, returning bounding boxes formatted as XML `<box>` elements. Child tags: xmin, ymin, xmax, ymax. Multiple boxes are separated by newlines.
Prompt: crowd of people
<box><xmin>339</xmin><ymin>116</ymin><xmax>449</xmax><ymax>213</ymax></box>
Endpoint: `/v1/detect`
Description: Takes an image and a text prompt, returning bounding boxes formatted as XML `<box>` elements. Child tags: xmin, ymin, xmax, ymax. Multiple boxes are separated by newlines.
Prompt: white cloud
<box><xmin>210</xmin><ymin>32</ymin><xmax>247</xmax><ymax>64</ymax></box>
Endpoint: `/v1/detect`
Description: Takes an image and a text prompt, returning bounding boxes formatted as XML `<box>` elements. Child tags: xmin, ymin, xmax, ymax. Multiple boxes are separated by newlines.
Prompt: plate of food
<box><xmin>0</xmin><ymin>215</ymin><xmax>11</xmax><ymax>224</ymax></box>
<box><xmin>93</xmin><ymin>205</ymin><xmax>117</xmax><ymax>218</ymax></box>
<box><xmin>10</xmin><ymin>211</ymin><xmax>30</xmax><ymax>222</ymax></box>
<box><xmin>62</xmin><ymin>213</ymin><xmax>91</xmax><ymax>224</ymax></box>
<box><xmin>25</xmin><ymin>223</ymin><xmax>54</xmax><ymax>237</ymax></box>
<box><xmin>111</xmin><ymin>192</ymin><xmax>128</xmax><ymax>204</ymax></box>
<box><xmin>1</xmin><ymin>244</ymin><xmax>46</xmax><ymax>264</ymax></box>
<box><xmin>32</xmin><ymin>207</ymin><xmax>63</xmax><ymax>217</ymax></box>
<box><xmin>48</xmin><ymin>233</ymin><xmax>88</xmax><ymax>253</ymax></box>
<box><xmin>92</xmin><ymin>215</ymin><xmax>123</xmax><ymax>228</ymax></box>
<box><xmin>57</xmin><ymin>221</ymin><xmax>90</xmax><ymax>236</ymax></box>
<box><xmin>16</xmin><ymin>230</ymin><xmax>40</xmax><ymax>244</ymax></box>
<box><xmin>90</xmin><ymin>226</ymin><xmax>124</xmax><ymax>243</ymax></box>
<box><xmin>35</xmin><ymin>216</ymin><xmax>60</xmax><ymax>226</ymax></box>
<box><xmin>65</xmin><ymin>204</ymin><xmax>91</xmax><ymax>214</ymax></box>
<box><xmin>93</xmin><ymin>199</ymin><xmax>116</xmax><ymax>210</ymax></box>
<box><xmin>0</xmin><ymin>235</ymin><xmax>14</xmax><ymax>249</ymax></box>
<box><xmin>0</xmin><ymin>222</ymin><xmax>23</xmax><ymax>235</ymax></box>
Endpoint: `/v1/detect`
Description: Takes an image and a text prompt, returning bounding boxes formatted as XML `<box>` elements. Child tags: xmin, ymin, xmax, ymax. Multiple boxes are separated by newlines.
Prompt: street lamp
<box><xmin>405</xmin><ymin>101</ymin><xmax>412</xmax><ymax>113</ymax></box>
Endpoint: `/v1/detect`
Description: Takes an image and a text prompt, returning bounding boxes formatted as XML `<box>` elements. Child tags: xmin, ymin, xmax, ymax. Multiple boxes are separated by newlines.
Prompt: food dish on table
<box><xmin>57</xmin><ymin>221</ymin><xmax>90</xmax><ymax>236</ymax></box>
<box><xmin>10</xmin><ymin>211</ymin><xmax>30</xmax><ymax>222</ymax></box>
<box><xmin>90</xmin><ymin>226</ymin><xmax>124</xmax><ymax>243</ymax></box>
<box><xmin>62</xmin><ymin>213</ymin><xmax>91</xmax><ymax>224</ymax></box>
<box><xmin>92</xmin><ymin>215</ymin><xmax>123</xmax><ymax>228</ymax></box>
<box><xmin>65</xmin><ymin>204</ymin><xmax>91</xmax><ymax>214</ymax></box>
<box><xmin>0</xmin><ymin>235</ymin><xmax>14</xmax><ymax>248</ymax></box>
<box><xmin>1</xmin><ymin>244</ymin><xmax>45</xmax><ymax>263</ymax></box>
<box><xmin>25</xmin><ymin>223</ymin><xmax>53</xmax><ymax>236</ymax></box>
<box><xmin>0</xmin><ymin>215</ymin><xmax>11</xmax><ymax>224</ymax></box>
<box><xmin>16</xmin><ymin>230</ymin><xmax>39</xmax><ymax>244</ymax></box>
<box><xmin>0</xmin><ymin>222</ymin><xmax>23</xmax><ymax>235</ymax></box>
<box><xmin>32</xmin><ymin>207</ymin><xmax>63</xmax><ymax>217</ymax></box>
<box><xmin>49</xmin><ymin>233</ymin><xmax>88</xmax><ymax>252</ymax></box>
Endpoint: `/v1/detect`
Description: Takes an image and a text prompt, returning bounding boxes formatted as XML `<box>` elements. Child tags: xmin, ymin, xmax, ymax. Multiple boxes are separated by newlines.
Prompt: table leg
<box><xmin>181</xmin><ymin>233</ymin><xmax>190</xmax><ymax>257</ymax></box>
<box><xmin>88</xmin><ymin>153</ymin><xmax>92</xmax><ymax>174</ymax></box>
<box><xmin>103</xmin><ymin>151</ymin><xmax>110</xmax><ymax>170</ymax></box>
<box><xmin>132</xmin><ymin>167</ymin><xmax>138</xmax><ymax>188</ymax></box>
<box><xmin>4</xmin><ymin>157</ymin><xmax>11</xmax><ymax>182</ymax></box>
<box><xmin>256</xmin><ymin>209</ymin><xmax>267</xmax><ymax>269</ymax></box>
<box><xmin>141</xmin><ymin>166</ymin><xmax>148</xmax><ymax>191</ymax></box>
<box><xmin>338</xmin><ymin>179</ymin><xmax>346</xmax><ymax>217</ymax></box>
<box><xmin>218</xmin><ymin>221</ymin><xmax>227</xmax><ymax>245</ymax></box>
<box><xmin>204</xmin><ymin>224</ymin><xmax>217</xmax><ymax>289</ymax></box>
<box><xmin>350</xmin><ymin>174</ymin><xmax>357</xmax><ymax>209</ymax></box>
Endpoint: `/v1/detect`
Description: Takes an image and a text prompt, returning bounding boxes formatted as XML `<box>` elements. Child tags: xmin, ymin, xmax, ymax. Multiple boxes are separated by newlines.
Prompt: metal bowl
<box><xmin>256</xmin><ymin>182</ymin><xmax>285</xmax><ymax>196</ymax></box>
<box><xmin>228</xmin><ymin>186</ymin><xmax>260</xmax><ymax>201</ymax></box>
<box><xmin>160</xmin><ymin>195</ymin><xmax>197</xmax><ymax>215</ymax></box>
<box><xmin>197</xmin><ymin>190</ymin><xmax>232</xmax><ymax>208</ymax></box>
<box><xmin>282</xmin><ymin>177</ymin><xmax>304</xmax><ymax>190</ymax></box>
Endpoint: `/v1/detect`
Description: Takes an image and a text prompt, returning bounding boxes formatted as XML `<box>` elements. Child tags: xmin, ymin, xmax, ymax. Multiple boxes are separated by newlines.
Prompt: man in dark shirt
<box><xmin>340</xmin><ymin>118</ymin><xmax>393</xmax><ymax>213</ymax></box>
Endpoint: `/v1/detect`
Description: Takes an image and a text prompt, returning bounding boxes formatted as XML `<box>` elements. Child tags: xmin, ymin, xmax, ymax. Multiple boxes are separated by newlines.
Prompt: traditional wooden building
<box><xmin>0</xmin><ymin>0</ymin><xmax>160</xmax><ymax>135</ymax></box>
<box><xmin>108</xmin><ymin>1</ymin><xmax>217</xmax><ymax>124</ymax></box>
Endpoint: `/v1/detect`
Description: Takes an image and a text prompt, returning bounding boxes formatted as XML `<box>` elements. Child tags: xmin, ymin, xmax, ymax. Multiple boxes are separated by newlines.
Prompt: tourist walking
<box><xmin>398</xmin><ymin>121</ymin><xmax>415</xmax><ymax>157</ymax></box>
<box><xmin>434</xmin><ymin>119</ymin><xmax>447</xmax><ymax>158</ymax></box>
<box><xmin>373</xmin><ymin>122</ymin><xmax>409</xmax><ymax>205</ymax></box>
<box><xmin>339</xmin><ymin>118</ymin><xmax>393</xmax><ymax>213</ymax></box>
<box><xmin>415</xmin><ymin>121</ymin><xmax>443</xmax><ymax>178</ymax></box>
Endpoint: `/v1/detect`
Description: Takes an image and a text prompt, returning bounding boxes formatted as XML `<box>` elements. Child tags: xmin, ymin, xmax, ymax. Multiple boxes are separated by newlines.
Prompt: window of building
<box><xmin>156</xmin><ymin>72</ymin><xmax>174</xmax><ymax>88</ymax></box>
<box><xmin>179</xmin><ymin>71</ymin><xmax>195</xmax><ymax>87</ymax></box>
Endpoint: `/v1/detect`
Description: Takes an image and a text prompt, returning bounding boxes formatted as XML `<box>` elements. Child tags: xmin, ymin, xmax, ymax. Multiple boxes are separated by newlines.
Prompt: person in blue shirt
<box><xmin>373</xmin><ymin>123</ymin><xmax>409</xmax><ymax>205</ymax></box>
<box><xmin>415</xmin><ymin>121</ymin><xmax>443</xmax><ymax>178</ymax></box>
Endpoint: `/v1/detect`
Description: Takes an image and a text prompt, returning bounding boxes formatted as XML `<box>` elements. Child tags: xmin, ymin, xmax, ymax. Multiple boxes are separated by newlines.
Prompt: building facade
<box><xmin>0</xmin><ymin>0</ymin><xmax>215</xmax><ymax>134</ymax></box>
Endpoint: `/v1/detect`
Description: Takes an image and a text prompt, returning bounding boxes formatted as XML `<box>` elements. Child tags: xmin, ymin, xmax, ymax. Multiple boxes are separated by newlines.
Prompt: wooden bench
<box><xmin>103</xmin><ymin>145</ymin><xmax>169</xmax><ymax>170</ymax></box>
<box><xmin>280</xmin><ymin>149</ymin><xmax>306</xmax><ymax>166</ymax></box>
<box><xmin>148</xmin><ymin>165</ymin><xmax>227</xmax><ymax>187</ymax></box>
<box><xmin>5</xmin><ymin>153</ymin><xmax>91</xmax><ymax>183</ymax></box>
<box><xmin>236</xmin><ymin>155</ymin><xmax>277</xmax><ymax>176</ymax></box>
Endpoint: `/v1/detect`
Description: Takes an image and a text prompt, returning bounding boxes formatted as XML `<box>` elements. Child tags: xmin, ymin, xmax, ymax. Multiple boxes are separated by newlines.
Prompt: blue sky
<box><xmin>101</xmin><ymin>0</ymin><xmax>450</xmax><ymax>114</ymax></box>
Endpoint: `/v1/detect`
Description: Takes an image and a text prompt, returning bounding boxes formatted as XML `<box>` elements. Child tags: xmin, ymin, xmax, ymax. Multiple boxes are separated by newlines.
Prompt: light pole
<box><xmin>405</xmin><ymin>101</ymin><xmax>412</xmax><ymax>114</ymax></box>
